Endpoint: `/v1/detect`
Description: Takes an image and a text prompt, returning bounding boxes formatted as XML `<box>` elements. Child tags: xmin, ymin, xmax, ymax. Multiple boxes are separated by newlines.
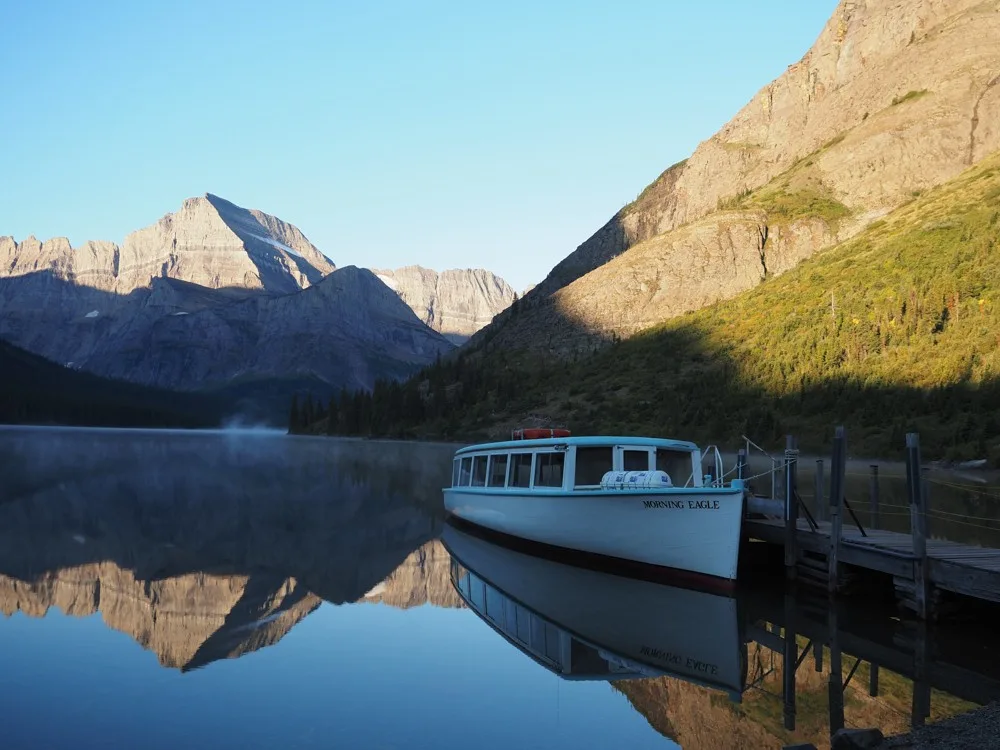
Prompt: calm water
<box><xmin>1</xmin><ymin>427</ymin><xmax>999</xmax><ymax>750</ymax></box>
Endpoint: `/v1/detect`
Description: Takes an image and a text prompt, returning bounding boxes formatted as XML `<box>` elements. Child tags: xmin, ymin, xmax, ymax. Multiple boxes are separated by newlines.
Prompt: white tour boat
<box><xmin>442</xmin><ymin>430</ymin><xmax>747</xmax><ymax>583</ymax></box>
<box><xmin>443</xmin><ymin>523</ymin><xmax>747</xmax><ymax>698</ymax></box>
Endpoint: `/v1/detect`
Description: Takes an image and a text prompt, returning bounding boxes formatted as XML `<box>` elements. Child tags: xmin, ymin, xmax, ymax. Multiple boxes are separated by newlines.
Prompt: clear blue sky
<box><xmin>0</xmin><ymin>1</ymin><xmax>837</xmax><ymax>293</ymax></box>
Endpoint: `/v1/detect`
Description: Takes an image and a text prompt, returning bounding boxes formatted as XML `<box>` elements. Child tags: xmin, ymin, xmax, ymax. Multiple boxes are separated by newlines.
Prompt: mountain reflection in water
<box><xmin>1</xmin><ymin>428</ymin><xmax>999</xmax><ymax>750</ymax></box>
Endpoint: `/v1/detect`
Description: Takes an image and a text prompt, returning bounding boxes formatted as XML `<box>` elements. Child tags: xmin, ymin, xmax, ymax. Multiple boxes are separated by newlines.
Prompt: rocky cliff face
<box><xmin>359</xmin><ymin>540</ymin><xmax>464</xmax><ymax>609</ymax></box>
<box><xmin>0</xmin><ymin>194</ymin><xmax>336</xmax><ymax>296</ymax></box>
<box><xmin>476</xmin><ymin>0</ymin><xmax>1000</xmax><ymax>353</ymax></box>
<box><xmin>0</xmin><ymin>566</ymin><xmax>320</xmax><ymax>671</ymax></box>
<box><xmin>373</xmin><ymin>266</ymin><xmax>516</xmax><ymax>344</ymax></box>
<box><xmin>73</xmin><ymin>266</ymin><xmax>453</xmax><ymax>394</ymax></box>
<box><xmin>0</xmin><ymin>196</ymin><xmax>453</xmax><ymax>412</ymax></box>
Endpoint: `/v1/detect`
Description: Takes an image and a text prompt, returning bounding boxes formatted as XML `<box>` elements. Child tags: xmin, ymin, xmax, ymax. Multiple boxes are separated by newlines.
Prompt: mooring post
<box><xmin>737</xmin><ymin>448</ymin><xmax>748</xmax><ymax>482</ymax></box>
<box><xmin>815</xmin><ymin>459</ymin><xmax>825</xmax><ymax>523</ymax></box>
<box><xmin>869</xmin><ymin>661</ymin><xmax>880</xmax><ymax>697</ymax></box>
<box><xmin>869</xmin><ymin>464</ymin><xmax>880</xmax><ymax>530</ymax></box>
<box><xmin>911</xmin><ymin>620</ymin><xmax>931</xmax><ymax>727</ymax></box>
<box><xmin>784</xmin><ymin>435</ymin><xmax>799</xmax><ymax>583</ymax></box>
<box><xmin>828</xmin><ymin>603</ymin><xmax>845</xmax><ymax>735</ymax></box>
<box><xmin>828</xmin><ymin>427</ymin><xmax>846</xmax><ymax>594</ymax></box>
<box><xmin>906</xmin><ymin>433</ymin><xmax>928</xmax><ymax>619</ymax></box>
<box><xmin>783</xmin><ymin>593</ymin><xmax>797</xmax><ymax>731</ymax></box>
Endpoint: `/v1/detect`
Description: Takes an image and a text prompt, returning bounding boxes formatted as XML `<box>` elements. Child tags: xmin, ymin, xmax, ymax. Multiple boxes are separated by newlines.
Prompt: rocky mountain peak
<box><xmin>477</xmin><ymin>0</ymin><xmax>1000</xmax><ymax>354</ymax></box>
<box><xmin>373</xmin><ymin>264</ymin><xmax>517</xmax><ymax>344</ymax></box>
<box><xmin>1</xmin><ymin>194</ymin><xmax>337</xmax><ymax>298</ymax></box>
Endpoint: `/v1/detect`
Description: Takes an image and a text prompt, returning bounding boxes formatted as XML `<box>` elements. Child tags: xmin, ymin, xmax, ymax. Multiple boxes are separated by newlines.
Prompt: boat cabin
<box><xmin>450</xmin><ymin>436</ymin><xmax>705</xmax><ymax>491</ymax></box>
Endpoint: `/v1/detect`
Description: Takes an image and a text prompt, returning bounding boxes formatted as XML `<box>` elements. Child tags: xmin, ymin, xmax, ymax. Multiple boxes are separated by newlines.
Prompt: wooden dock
<box><xmin>745</xmin><ymin>518</ymin><xmax>1000</xmax><ymax>606</ymax></box>
<box><xmin>739</xmin><ymin>429</ymin><xmax>1000</xmax><ymax>618</ymax></box>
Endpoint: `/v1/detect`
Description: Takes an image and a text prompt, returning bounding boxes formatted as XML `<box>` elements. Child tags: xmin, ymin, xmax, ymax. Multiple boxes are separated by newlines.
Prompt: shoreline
<box><xmin>4</xmin><ymin>422</ymin><xmax>1000</xmax><ymax>483</ymax></box>
<box><xmin>878</xmin><ymin>701</ymin><xmax>1000</xmax><ymax>749</ymax></box>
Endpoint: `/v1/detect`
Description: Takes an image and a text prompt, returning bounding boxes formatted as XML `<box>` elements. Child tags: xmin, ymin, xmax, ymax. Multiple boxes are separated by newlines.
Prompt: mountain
<box><xmin>78</xmin><ymin>266</ymin><xmax>452</xmax><ymax>394</ymax></box>
<box><xmin>473</xmin><ymin>0</ymin><xmax>1000</xmax><ymax>354</ymax></box>
<box><xmin>0</xmin><ymin>193</ymin><xmax>335</xmax><ymax>297</ymax></box>
<box><xmin>0</xmin><ymin>337</ymin><xmax>222</xmax><ymax>428</ymax></box>
<box><xmin>0</xmin><ymin>195</ymin><xmax>453</xmax><ymax>422</ymax></box>
<box><xmin>373</xmin><ymin>266</ymin><xmax>517</xmax><ymax>344</ymax></box>
<box><xmin>315</xmin><ymin>0</ymin><xmax>1000</xmax><ymax>461</ymax></box>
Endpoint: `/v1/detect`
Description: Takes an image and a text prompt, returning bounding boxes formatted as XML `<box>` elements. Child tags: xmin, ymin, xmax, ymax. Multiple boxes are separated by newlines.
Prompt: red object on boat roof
<box><xmin>512</xmin><ymin>428</ymin><xmax>572</xmax><ymax>440</ymax></box>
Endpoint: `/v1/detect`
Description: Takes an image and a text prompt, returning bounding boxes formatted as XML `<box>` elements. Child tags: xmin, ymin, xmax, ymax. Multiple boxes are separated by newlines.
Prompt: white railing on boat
<box><xmin>701</xmin><ymin>445</ymin><xmax>725</xmax><ymax>488</ymax></box>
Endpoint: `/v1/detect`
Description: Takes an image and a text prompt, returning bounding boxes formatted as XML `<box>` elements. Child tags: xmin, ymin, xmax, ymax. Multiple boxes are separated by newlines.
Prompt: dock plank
<box><xmin>744</xmin><ymin>514</ymin><xmax>1000</xmax><ymax>606</ymax></box>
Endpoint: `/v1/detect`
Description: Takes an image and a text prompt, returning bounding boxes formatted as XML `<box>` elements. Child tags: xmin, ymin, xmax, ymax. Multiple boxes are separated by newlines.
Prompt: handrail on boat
<box><xmin>701</xmin><ymin>445</ymin><xmax>725</xmax><ymax>488</ymax></box>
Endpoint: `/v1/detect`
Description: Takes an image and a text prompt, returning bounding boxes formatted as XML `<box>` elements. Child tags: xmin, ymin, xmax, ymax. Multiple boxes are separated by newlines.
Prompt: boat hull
<box><xmin>442</xmin><ymin>486</ymin><xmax>745</xmax><ymax>581</ymax></box>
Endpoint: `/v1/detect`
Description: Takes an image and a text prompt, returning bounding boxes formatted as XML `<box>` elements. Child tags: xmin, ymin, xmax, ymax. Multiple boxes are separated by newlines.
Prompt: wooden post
<box><xmin>869</xmin><ymin>464</ymin><xmax>880</xmax><ymax>530</ymax></box>
<box><xmin>828</xmin><ymin>427</ymin><xmax>846</xmax><ymax>594</ymax></box>
<box><xmin>911</xmin><ymin>620</ymin><xmax>930</xmax><ymax>727</ymax></box>
<box><xmin>815</xmin><ymin>459</ymin><xmax>825</xmax><ymax>523</ymax></box>
<box><xmin>813</xmin><ymin>641</ymin><xmax>823</xmax><ymax>673</ymax></box>
<box><xmin>828</xmin><ymin>604</ymin><xmax>845</xmax><ymax>734</ymax></box>
<box><xmin>783</xmin><ymin>594</ymin><xmax>797</xmax><ymax>731</ymax></box>
<box><xmin>785</xmin><ymin>435</ymin><xmax>799</xmax><ymax>582</ymax></box>
<box><xmin>906</xmin><ymin>433</ymin><xmax>928</xmax><ymax>619</ymax></box>
<box><xmin>869</xmin><ymin>661</ymin><xmax>880</xmax><ymax>697</ymax></box>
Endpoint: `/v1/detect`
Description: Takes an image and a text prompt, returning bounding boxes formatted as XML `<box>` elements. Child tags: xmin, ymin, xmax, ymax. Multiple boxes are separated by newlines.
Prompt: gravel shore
<box><xmin>879</xmin><ymin>702</ymin><xmax>1000</xmax><ymax>749</ymax></box>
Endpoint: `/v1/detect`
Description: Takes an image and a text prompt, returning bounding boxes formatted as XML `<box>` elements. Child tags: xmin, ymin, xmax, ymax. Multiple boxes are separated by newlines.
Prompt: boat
<box><xmin>442</xmin><ymin>522</ymin><xmax>747</xmax><ymax>699</ymax></box>
<box><xmin>442</xmin><ymin>432</ymin><xmax>747</xmax><ymax>583</ymax></box>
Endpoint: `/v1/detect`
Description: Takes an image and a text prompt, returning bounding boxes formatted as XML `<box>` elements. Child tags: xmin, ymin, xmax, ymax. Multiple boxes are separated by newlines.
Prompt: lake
<box><xmin>1</xmin><ymin>427</ymin><xmax>999</xmax><ymax>749</ymax></box>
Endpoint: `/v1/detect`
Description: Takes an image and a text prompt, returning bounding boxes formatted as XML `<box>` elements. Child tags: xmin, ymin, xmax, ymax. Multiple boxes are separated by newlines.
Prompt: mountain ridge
<box><xmin>471</xmin><ymin>0</ymin><xmax>1000</xmax><ymax>354</ymax></box>
<box><xmin>0</xmin><ymin>196</ymin><xmax>458</xmax><ymax>421</ymax></box>
<box><xmin>373</xmin><ymin>265</ymin><xmax>516</xmax><ymax>344</ymax></box>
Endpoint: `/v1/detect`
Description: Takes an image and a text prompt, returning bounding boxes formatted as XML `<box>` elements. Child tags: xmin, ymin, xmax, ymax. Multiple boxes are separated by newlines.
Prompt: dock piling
<box><xmin>783</xmin><ymin>594</ymin><xmax>797</xmax><ymax>731</ymax></box>
<box><xmin>906</xmin><ymin>433</ymin><xmax>929</xmax><ymax>619</ymax></box>
<box><xmin>828</xmin><ymin>427</ymin><xmax>846</xmax><ymax>594</ymax></box>
<box><xmin>785</xmin><ymin>435</ymin><xmax>799</xmax><ymax>583</ymax></box>
<box><xmin>815</xmin><ymin>459</ymin><xmax>825</xmax><ymax>522</ymax></box>
<box><xmin>869</xmin><ymin>464</ymin><xmax>880</xmax><ymax>530</ymax></box>
<box><xmin>828</xmin><ymin>604</ymin><xmax>845</xmax><ymax>734</ymax></box>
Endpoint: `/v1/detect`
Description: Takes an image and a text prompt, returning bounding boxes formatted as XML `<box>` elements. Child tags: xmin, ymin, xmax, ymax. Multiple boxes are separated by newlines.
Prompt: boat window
<box><xmin>657</xmin><ymin>448</ymin><xmax>692</xmax><ymax>485</ymax></box>
<box><xmin>452</xmin><ymin>459</ymin><xmax>461</xmax><ymax>487</ymax></box>
<box><xmin>510</xmin><ymin>453</ymin><xmax>533</xmax><ymax>487</ymax></box>
<box><xmin>575</xmin><ymin>447</ymin><xmax>613</xmax><ymax>486</ymax></box>
<box><xmin>486</xmin><ymin>585</ymin><xmax>504</xmax><ymax>624</ymax></box>
<box><xmin>534</xmin><ymin>452</ymin><xmax>564</xmax><ymax>488</ymax></box>
<box><xmin>622</xmin><ymin>450</ymin><xmax>650</xmax><ymax>471</ymax></box>
<box><xmin>515</xmin><ymin>604</ymin><xmax>531</xmax><ymax>643</ymax></box>
<box><xmin>470</xmin><ymin>574</ymin><xmax>486</xmax><ymax>610</ymax></box>
<box><xmin>460</xmin><ymin>456</ymin><xmax>473</xmax><ymax>486</ymax></box>
<box><xmin>471</xmin><ymin>455</ymin><xmax>488</xmax><ymax>487</ymax></box>
<box><xmin>543</xmin><ymin>622</ymin><xmax>562</xmax><ymax>662</ymax></box>
<box><xmin>488</xmin><ymin>454</ymin><xmax>509</xmax><ymax>487</ymax></box>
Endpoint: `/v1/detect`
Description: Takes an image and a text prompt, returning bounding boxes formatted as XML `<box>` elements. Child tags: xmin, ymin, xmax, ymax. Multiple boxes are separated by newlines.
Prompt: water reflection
<box><xmin>443</xmin><ymin>521</ymin><xmax>1000</xmax><ymax>749</ymax></box>
<box><xmin>0</xmin><ymin>427</ymin><xmax>454</xmax><ymax>671</ymax></box>
<box><xmin>443</xmin><ymin>523</ymin><xmax>747</xmax><ymax>699</ymax></box>
<box><xmin>2</xmin><ymin>427</ymin><xmax>999</xmax><ymax>750</ymax></box>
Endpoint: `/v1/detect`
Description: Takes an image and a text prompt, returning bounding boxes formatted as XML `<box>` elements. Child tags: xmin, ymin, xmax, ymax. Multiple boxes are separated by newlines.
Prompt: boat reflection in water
<box><xmin>442</xmin><ymin>522</ymin><xmax>748</xmax><ymax>702</ymax></box>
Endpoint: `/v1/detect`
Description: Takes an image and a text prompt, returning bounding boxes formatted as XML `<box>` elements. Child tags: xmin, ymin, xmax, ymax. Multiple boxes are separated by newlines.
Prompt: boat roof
<box><xmin>454</xmin><ymin>435</ymin><xmax>699</xmax><ymax>456</ymax></box>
